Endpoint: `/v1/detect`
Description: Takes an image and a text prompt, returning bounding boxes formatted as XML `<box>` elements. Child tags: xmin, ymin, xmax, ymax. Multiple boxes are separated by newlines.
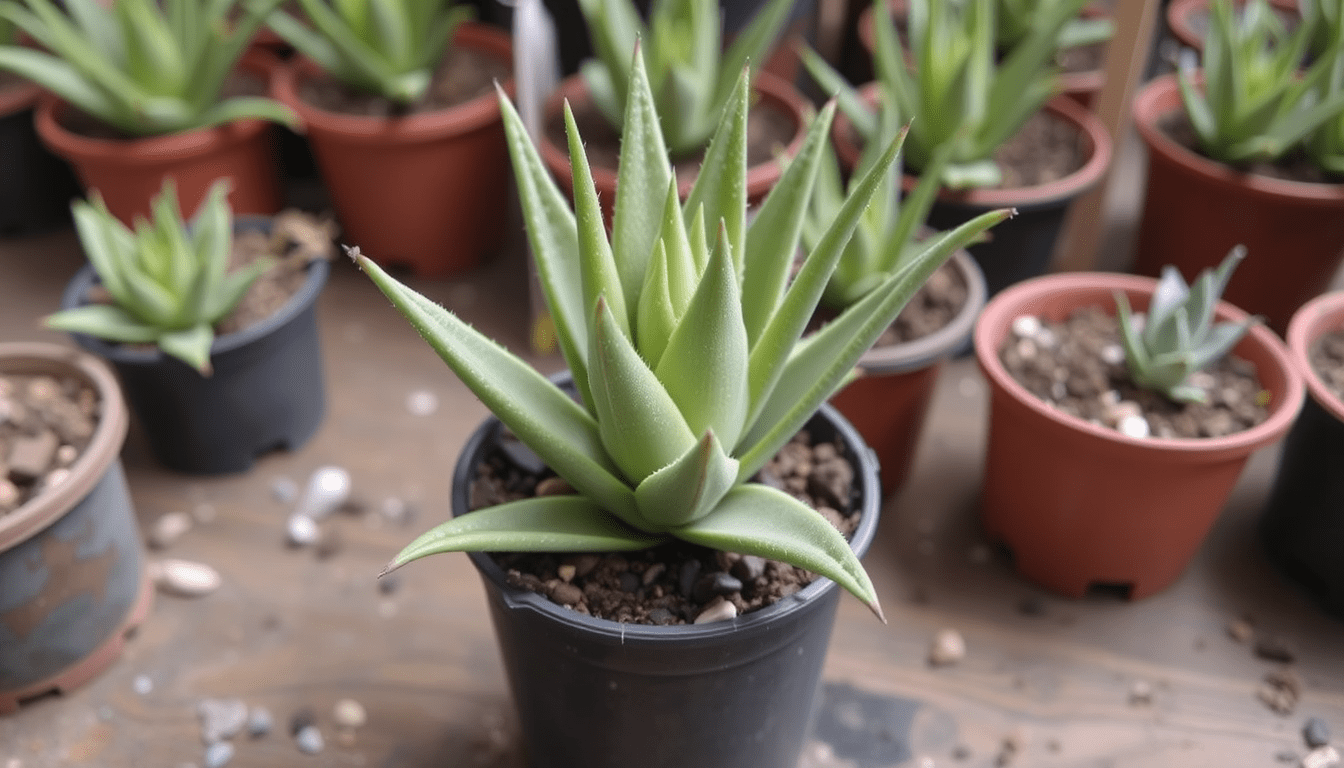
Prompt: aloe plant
<box><xmin>996</xmin><ymin>0</ymin><xmax>1114</xmax><ymax>52</ymax></box>
<box><xmin>803</xmin><ymin>0</ymin><xmax>1089</xmax><ymax>189</ymax></box>
<box><xmin>357</xmin><ymin>49</ymin><xmax>1010</xmax><ymax>618</ymax></box>
<box><xmin>577</xmin><ymin>0</ymin><xmax>795</xmax><ymax>157</ymax></box>
<box><xmin>0</xmin><ymin>0</ymin><xmax>296</xmax><ymax>136</ymax></box>
<box><xmin>1179</xmin><ymin>0</ymin><xmax>1344</xmax><ymax>165</ymax></box>
<box><xmin>1115</xmin><ymin>246</ymin><xmax>1260</xmax><ymax>404</ymax></box>
<box><xmin>1304</xmin><ymin>0</ymin><xmax>1344</xmax><ymax>173</ymax></box>
<box><xmin>44</xmin><ymin>178</ymin><xmax>272</xmax><ymax>375</ymax></box>
<box><xmin>261</xmin><ymin>0</ymin><xmax>472</xmax><ymax>105</ymax></box>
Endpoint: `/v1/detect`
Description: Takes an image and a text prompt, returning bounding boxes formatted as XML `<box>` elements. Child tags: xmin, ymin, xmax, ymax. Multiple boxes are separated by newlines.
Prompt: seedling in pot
<box><xmin>353</xmin><ymin>48</ymin><xmax>1011</xmax><ymax>619</ymax></box>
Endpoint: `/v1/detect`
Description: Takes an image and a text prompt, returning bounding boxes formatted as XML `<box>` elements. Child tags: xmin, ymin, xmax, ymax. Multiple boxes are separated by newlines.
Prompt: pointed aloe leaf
<box><xmin>800</xmin><ymin>45</ymin><xmax>876</xmax><ymax>140</ymax></box>
<box><xmin>683</xmin><ymin>67</ymin><xmax>748</xmax><ymax>277</ymax></box>
<box><xmin>674</xmin><ymin>484</ymin><xmax>883</xmax><ymax>620</ymax></box>
<box><xmin>742</xmin><ymin>101</ymin><xmax>836</xmax><ymax>346</ymax></box>
<box><xmin>588</xmin><ymin>297</ymin><xmax>696</xmax><ymax>484</ymax></box>
<box><xmin>0</xmin><ymin>47</ymin><xmax>123</xmax><ymax>127</ymax></box>
<box><xmin>497</xmin><ymin>87</ymin><xmax>590</xmax><ymax>407</ymax></box>
<box><xmin>157</xmin><ymin>323</ymin><xmax>215</xmax><ymax>374</ymax></box>
<box><xmin>634</xmin><ymin>430</ymin><xmax>738</xmax><ymax>528</ymax></box>
<box><xmin>656</xmin><ymin>225</ymin><xmax>750</xmax><ymax>447</ymax></box>
<box><xmin>384</xmin><ymin>496</ymin><xmax>667</xmax><ymax>574</ymax></box>
<box><xmin>611</xmin><ymin>45</ymin><xmax>674</xmax><ymax>318</ymax></box>
<box><xmin>566</xmin><ymin>102</ymin><xmax>631</xmax><ymax>341</ymax></box>
<box><xmin>1189</xmin><ymin>318</ymin><xmax>1259</xmax><ymax>371</ymax></box>
<box><xmin>656</xmin><ymin>176</ymin><xmax>698</xmax><ymax>315</ymax></box>
<box><xmin>1115</xmin><ymin>291</ymin><xmax>1152</xmax><ymax>374</ymax></box>
<box><xmin>356</xmin><ymin>251</ymin><xmax>641</xmax><ymax>525</ymax></box>
<box><xmin>43</xmin><ymin>304</ymin><xmax>162</xmax><ymax>343</ymax></box>
<box><xmin>195</xmin><ymin>96</ymin><xmax>300</xmax><ymax>131</ymax></box>
<box><xmin>1144</xmin><ymin>266</ymin><xmax>1188</xmax><ymax>349</ymax></box>
<box><xmin>203</xmin><ymin>259</ymin><xmax>270</xmax><ymax>322</ymax></box>
<box><xmin>687</xmin><ymin>204</ymin><xmax>710</xmax><ymax>274</ymax></box>
<box><xmin>636</xmin><ymin>240</ymin><xmax>678</xmax><ymax>367</ymax></box>
<box><xmin>184</xmin><ymin>179</ymin><xmax>233</xmax><ymax>320</ymax></box>
<box><xmin>580</xmin><ymin>58</ymin><xmax>625</xmax><ymax>130</ymax></box>
<box><xmin>71</xmin><ymin>196</ymin><xmax>134</xmax><ymax>305</ymax></box>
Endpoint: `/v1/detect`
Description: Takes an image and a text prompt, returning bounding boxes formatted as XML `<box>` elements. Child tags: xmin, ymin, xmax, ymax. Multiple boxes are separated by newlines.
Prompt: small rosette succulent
<box><xmin>1115</xmin><ymin>246</ymin><xmax>1260</xmax><ymax>404</ymax></box>
<box><xmin>995</xmin><ymin>0</ymin><xmax>1114</xmax><ymax>52</ymax></box>
<box><xmin>355</xmin><ymin>48</ymin><xmax>1011</xmax><ymax>618</ymax></box>
<box><xmin>45</xmin><ymin>178</ymin><xmax>272</xmax><ymax>375</ymax></box>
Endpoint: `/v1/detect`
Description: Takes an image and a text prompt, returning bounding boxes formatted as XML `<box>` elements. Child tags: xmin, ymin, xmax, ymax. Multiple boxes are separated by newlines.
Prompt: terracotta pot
<box><xmin>1131</xmin><ymin>74</ymin><xmax>1344</xmax><ymax>335</ymax></box>
<box><xmin>272</xmin><ymin>23</ymin><xmax>514</xmax><ymax>278</ymax></box>
<box><xmin>833</xmin><ymin>88</ymin><xmax>1112</xmax><ymax>297</ymax></box>
<box><xmin>1166</xmin><ymin>0</ymin><xmax>1301</xmax><ymax>52</ymax></box>
<box><xmin>1260</xmin><ymin>291</ymin><xmax>1344</xmax><ymax>618</ymax></box>
<box><xmin>33</xmin><ymin>48</ymin><xmax>286</xmax><ymax>225</ymax></box>
<box><xmin>974</xmin><ymin>272</ymin><xmax>1304</xmax><ymax>600</ymax></box>
<box><xmin>0</xmin><ymin>79</ymin><xmax>80</xmax><ymax>236</ymax></box>
<box><xmin>829</xmin><ymin>249</ymin><xmax>986</xmax><ymax>494</ymax></box>
<box><xmin>537</xmin><ymin>70</ymin><xmax>810</xmax><ymax>218</ymax></box>
<box><xmin>0</xmin><ymin>342</ymin><xmax>151</xmax><ymax>714</ymax></box>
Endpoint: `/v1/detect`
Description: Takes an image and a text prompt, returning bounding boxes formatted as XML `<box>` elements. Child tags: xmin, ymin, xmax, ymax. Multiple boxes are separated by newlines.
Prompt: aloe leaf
<box><xmin>636</xmin><ymin>240</ymin><xmax>678</xmax><ymax>367</ymax></box>
<box><xmin>566</xmin><ymin>103</ymin><xmax>632</xmax><ymax>342</ymax></box>
<box><xmin>1144</xmin><ymin>266</ymin><xmax>1187</xmax><ymax>349</ymax></box>
<box><xmin>674</xmin><ymin>484</ymin><xmax>883</xmax><ymax>619</ymax></box>
<box><xmin>266</xmin><ymin>5</ymin><xmax>346</xmax><ymax>75</ymax></box>
<box><xmin>799</xmin><ymin>44</ymin><xmax>876</xmax><ymax>140</ymax></box>
<box><xmin>368</xmin><ymin>0</ymin><xmax>412</xmax><ymax>71</ymax></box>
<box><xmin>580</xmin><ymin>60</ymin><xmax>624</xmax><ymax>129</ymax></box>
<box><xmin>878</xmin><ymin>126</ymin><xmax>954</xmax><ymax>275</ymax></box>
<box><xmin>157</xmin><ymin>323</ymin><xmax>215</xmax><ymax>374</ymax></box>
<box><xmin>1178</xmin><ymin>72</ymin><xmax>1218</xmax><ymax>151</ymax></box>
<box><xmin>385</xmin><ymin>496</ymin><xmax>667</xmax><ymax>574</ymax></box>
<box><xmin>203</xmin><ymin>259</ymin><xmax>270</xmax><ymax>323</ymax></box>
<box><xmin>0</xmin><ymin>47</ymin><xmax>124</xmax><ymax>126</ymax></box>
<box><xmin>577</xmin><ymin>0</ymin><xmax>639</xmax><ymax>119</ymax></box>
<box><xmin>684</xmin><ymin>66</ymin><xmax>749</xmax><ymax>276</ymax></box>
<box><xmin>188</xmin><ymin>180</ymin><xmax>234</xmax><ymax>313</ymax></box>
<box><xmin>612</xmin><ymin>46</ymin><xmax>673</xmax><ymax>317</ymax></box>
<box><xmin>655</xmin><ymin>177</ymin><xmax>697</xmax><ymax>315</ymax></box>
<box><xmin>1189</xmin><ymin>318</ymin><xmax>1258</xmax><ymax>372</ymax></box>
<box><xmin>44</xmin><ymin>304</ymin><xmax>163</xmax><ymax>344</ymax></box>
<box><xmin>634</xmin><ymin>430</ymin><xmax>739</xmax><ymax>528</ymax></box>
<box><xmin>715</xmin><ymin>0</ymin><xmax>793</xmax><ymax>107</ymax></box>
<box><xmin>61</xmin><ymin>0</ymin><xmax>121</xmax><ymax>63</ymax></box>
<box><xmin>71</xmin><ymin>197</ymin><xmax>133</xmax><ymax>305</ymax></box>
<box><xmin>588</xmin><ymin>296</ymin><xmax>697</xmax><ymax>484</ymax></box>
<box><xmin>656</xmin><ymin>225</ymin><xmax>750</xmax><ymax>447</ymax></box>
<box><xmin>356</xmin><ymin>252</ymin><xmax>641</xmax><ymax>524</ymax></box>
<box><xmin>194</xmin><ymin>94</ymin><xmax>301</xmax><ymax>132</ymax></box>
<box><xmin>1115</xmin><ymin>292</ymin><xmax>1152</xmax><ymax>376</ymax></box>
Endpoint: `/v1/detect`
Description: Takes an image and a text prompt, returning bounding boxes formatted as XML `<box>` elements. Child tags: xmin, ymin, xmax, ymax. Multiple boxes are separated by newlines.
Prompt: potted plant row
<box><xmin>351</xmin><ymin>47</ymin><xmax>1010</xmax><ymax>767</ymax></box>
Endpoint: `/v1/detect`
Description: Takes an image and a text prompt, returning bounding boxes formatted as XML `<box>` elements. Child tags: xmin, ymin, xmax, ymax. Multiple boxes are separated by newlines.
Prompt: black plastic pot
<box><xmin>0</xmin><ymin>84</ymin><xmax>80</xmax><ymax>236</ymax></box>
<box><xmin>452</xmin><ymin>383</ymin><xmax>881</xmax><ymax>768</ymax></box>
<box><xmin>60</xmin><ymin>217</ymin><xmax>329</xmax><ymax>474</ymax></box>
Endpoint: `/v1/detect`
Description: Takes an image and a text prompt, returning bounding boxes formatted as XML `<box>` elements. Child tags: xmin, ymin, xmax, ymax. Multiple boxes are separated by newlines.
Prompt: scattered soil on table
<box><xmin>0</xmin><ymin>373</ymin><xmax>100</xmax><ymax>515</ymax></box>
<box><xmin>471</xmin><ymin>428</ymin><xmax>862</xmax><ymax>625</ymax></box>
<box><xmin>1309</xmin><ymin>327</ymin><xmax>1344</xmax><ymax>402</ymax></box>
<box><xmin>545</xmin><ymin>87</ymin><xmax>799</xmax><ymax>185</ymax></box>
<box><xmin>299</xmin><ymin>45</ymin><xmax>510</xmax><ymax>117</ymax></box>
<box><xmin>999</xmin><ymin>305</ymin><xmax>1271</xmax><ymax>439</ymax></box>
<box><xmin>1158</xmin><ymin>110</ymin><xmax>1337</xmax><ymax>184</ymax></box>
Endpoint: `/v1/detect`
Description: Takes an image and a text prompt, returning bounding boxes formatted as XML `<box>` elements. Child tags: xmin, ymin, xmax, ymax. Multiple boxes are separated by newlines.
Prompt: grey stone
<box><xmin>247</xmin><ymin>706</ymin><xmax>274</xmax><ymax>739</ymax></box>
<box><xmin>730</xmin><ymin>555</ymin><xmax>766</xmax><ymax>582</ymax></box>
<box><xmin>148</xmin><ymin>511</ymin><xmax>193</xmax><ymax>549</ymax></box>
<box><xmin>295</xmin><ymin>725</ymin><xmax>325</xmax><ymax>755</ymax></box>
<box><xmin>692</xmin><ymin>572</ymin><xmax>743</xmax><ymax>603</ymax></box>
<box><xmin>203</xmin><ymin>741</ymin><xmax>234</xmax><ymax>768</ymax></box>
<box><xmin>198</xmin><ymin>698</ymin><xmax>248</xmax><ymax>744</ymax></box>
<box><xmin>693</xmin><ymin>599</ymin><xmax>738</xmax><ymax>624</ymax></box>
<box><xmin>1305</xmin><ymin>717</ymin><xmax>1332</xmax><ymax>749</ymax></box>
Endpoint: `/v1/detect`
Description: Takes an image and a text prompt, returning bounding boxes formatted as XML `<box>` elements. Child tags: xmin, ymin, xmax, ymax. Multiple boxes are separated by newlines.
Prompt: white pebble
<box><xmin>293</xmin><ymin>466</ymin><xmax>351</xmax><ymax>520</ymax></box>
<box><xmin>1304</xmin><ymin>746</ymin><xmax>1341</xmax><ymax>768</ymax></box>
<box><xmin>151</xmin><ymin>559</ymin><xmax>222</xmax><ymax>598</ymax></box>
<box><xmin>1100</xmin><ymin>344</ymin><xmax>1126</xmax><ymax>366</ymax></box>
<box><xmin>1129</xmin><ymin>679</ymin><xmax>1153</xmax><ymax>705</ymax></box>
<box><xmin>1011</xmin><ymin>315</ymin><xmax>1041</xmax><ymax>338</ymax></box>
<box><xmin>929</xmin><ymin>628</ymin><xmax>966</xmax><ymax>666</ymax></box>
<box><xmin>1188</xmin><ymin>372</ymin><xmax>1216</xmax><ymax>391</ymax></box>
<box><xmin>1118</xmin><ymin>414</ymin><xmax>1151</xmax><ymax>439</ymax></box>
<box><xmin>247</xmin><ymin>706</ymin><xmax>274</xmax><ymax>738</ymax></box>
<box><xmin>132</xmin><ymin>674</ymin><xmax>153</xmax><ymax>695</ymax></box>
<box><xmin>148</xmin><ymin>511</ymin><xmax>193</xmax><ymax>549</ymax></box>
<box><xmin>295</xmin><ymin>725</ymin><xmax>325</xmax><ymax>755</ymax></box>
<box><xmin>694</xmin><ymin>600</ymin><xmax>738</xmax><ymax>624</ymax></box>
<box><xmin>56</xmin><ymin>444</ymin><xmax>79</xmax><ymax>466</ymax></box>
<box><xmin>1035</xmin><ymin>327</ymin><xmax>1058</xmax><ymax>348</ymax></box>
<box><xmin>406</xmin><ymin>389</ymin><xmax>439</xmax><ymax>416</ymax></box>
<box><xmin>203</xmin><ymin>741</ymin><xmax>233</xmax><ymax>768</ymax></box>
<box><xmin>332</xmin><ymin>698</ymin><xmax>367</xmax><ymax>729</ymax></box>
<box><xmin>198</xmin><ymin>698</ymin><xmax>248</xmax><ymax>743</ymax></box>
<box><xmin>287</xmin><ymin>514</ymin><xmax>320</xmax><ymax>547</ymax></box>
<box><xmin>380</xmin><ymin>497</ymin><xmax>410</xmax><ymax>522</ymax></box>
<box><xmin>41</xmin><ymin>468</ymin><xmax>70</xmax><ymax>491</ymax></box>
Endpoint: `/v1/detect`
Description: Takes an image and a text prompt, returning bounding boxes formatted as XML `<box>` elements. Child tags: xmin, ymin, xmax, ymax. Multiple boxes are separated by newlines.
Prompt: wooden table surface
<box><xmin>2</xmin><ymin>225</ymin><xmax>1343</xmax><ymax>768</ymax></box>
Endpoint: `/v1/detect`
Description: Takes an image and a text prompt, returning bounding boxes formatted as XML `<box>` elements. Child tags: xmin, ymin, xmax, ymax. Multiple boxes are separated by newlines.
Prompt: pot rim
<box><xmin>1166</xmin><ymin>0</ymin><xmax>1302</xmax><ymax>52</ymax></box>
<box><xmin>60</xmin><ymin>215</ymin><xmax>331</xmax><ymax>365</ymax></box>
<box><xmin>0</xmin><ymin>79</ymin><xmax>40</xmax><ymax>116</ymax></box>
<box><xmin>1133</xmin><ymin>74</ymin><xmax>1344</xmax><ymax>205</ymax></box>
<box><xmin>456</xmin><ymin>386</ymin><xmax>882</xmax><ymax>644</ymax></box>
<box><xmin>0</xmin><ymin>342</ymin><xmax>128</xmax><ymax>548</ymax></box>
<box><xmin>973</xmin><ymin>270</ymin><xmax>1305</xmax><ymax>454</ymax></box>
<box><xmin>1286</xmin><ymin>290</ymin><xmax>1344</xmax><ymax>423</ymax></box>
<box><xmin>271</xmin><ymin>22</ymin><xmax>515</xmax><ymax>144</ymax></box>
<box><xmin>856</xmin><ymin>248</ymin><xmax>987</xmax><ymax>374</ymax></box>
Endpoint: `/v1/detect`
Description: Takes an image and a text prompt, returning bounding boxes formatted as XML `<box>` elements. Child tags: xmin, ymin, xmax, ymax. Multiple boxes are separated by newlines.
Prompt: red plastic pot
<box><xmin>974</xmin><ymin>272</ymin><xmax>1304</xmax><ymax>600</ymax></box>
<box><xmin>272</xmin><ymin>23</ymin><xmax>514</xmax><ymax>278</ymax></box>
<box><xmin>1131</xmin><ymin>74</ymin><xmax>1344</xmax><ymax>334</ymax></box>
<box><xmin>34</xmin><ymin>48</ymin><xmax>286</xmax><ymax>225</ymax></box>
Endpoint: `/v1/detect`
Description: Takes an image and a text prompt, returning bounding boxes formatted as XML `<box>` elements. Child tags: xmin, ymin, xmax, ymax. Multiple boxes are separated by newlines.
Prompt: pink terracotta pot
<box><xmin>1131</xmin><ymin>74</ymin><xmax>1344</xmax><ymax>335</ymax></box>
<box><xmin>272</xmin><ymin>23</ymin><xmax>514</xmax><ymax>278</ymax></box>
<box><xmin>33</xmin><ymin>48</ymin><xmax>286</xmax><ymax>225</ymax></box>
<box><xmin>974</xmin><ymin>272</ymin><xmax>1304</xmax><ymax>599</ymax></box>
<box><xmin>1166</xmin><ymin>0</ymin><xmax>1301</xmax><ymax>52</ymax></box>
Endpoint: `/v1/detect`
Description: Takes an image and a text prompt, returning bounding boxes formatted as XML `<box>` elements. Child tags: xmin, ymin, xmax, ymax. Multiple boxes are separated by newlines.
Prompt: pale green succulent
<box><xmin>995</xmin><ymin>0</ymin><xmax>1114</xmax><ymax>52</ymax></box>
<box><xmin>357</xmin><ymin>48</ymin><xmax>1010</xmax><ymax>617</ymax></box>
<box><xmin>1115</xmin><ymin>246</ymin><xmax>1259</xmax><ymax>404</ymax></box>
<box><xmin>577</xmin><ymin>0</ymin><xmax>794</xmax><ymax>157</ymax></box>
<box><xmin>45</xmin><ymin>179</ymin><xmax>272</xmax><ymax>375</ymax></box>
<box><xmin>1179</xmin><ymin>0</ymin><xmax>1344</xmax><ymax>165</ymax></box>
<box><xmin>803</xmin><ymin>0</ymin><xmax>1088</xmax><ymax>189</ymax></box>
<box><xmin>260</xmin><ymin>0</ymin><xmax>472</xmax><ymax>105</ymax></box>
<box><xmin>1303</xmin><ymin>0</ymin><xmax>1344</xmax><ymax>173</ymax></box>
<box><xmin>0</xmin><ymin>0</ymin><xmax>297</xmax><ymax>136</ymax></box>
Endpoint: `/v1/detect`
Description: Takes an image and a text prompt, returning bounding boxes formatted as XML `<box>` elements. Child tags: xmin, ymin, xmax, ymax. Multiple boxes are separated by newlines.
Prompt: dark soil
<box><xmin>865</xmin><ymin>259</ymin><xmax>968</xmax><ymax>347</ymax></box>
<box><xmin>0</xmin><ymin>373</ymin><xmax>100</xmax><ymax>516</ymax></box>
<box><xmin>470</xmin><ymin>428</ymin><xmax>862</xmax><ymax>625</ymax></box>
<box><xmin>546</xmin><ymin>86</ymin><xmax>799</xmax><ymax>180</ymax></box>
<box><xmin>299</xmin><ymin>45</ymin><xmax>510</xmax><ymax>117</ymax></box>
<box><xmin>1310</xmin><ymin>327</ymin><xmax>1344</xmax><ymax>402</ymax></box>
<box><xmin>993</xmin><ymin>107</ymin><xmax>1085</xmax><ymax>189</ymax></box>
<box><xmin>999</xmin><ymin>305</ymin><xmax>1271</xmax><ymax>439</ymax></box>
<box><xmin>1158</xmin><ymin>110</ymin><xmax>1335</xmax><ymax>184</ymax></box>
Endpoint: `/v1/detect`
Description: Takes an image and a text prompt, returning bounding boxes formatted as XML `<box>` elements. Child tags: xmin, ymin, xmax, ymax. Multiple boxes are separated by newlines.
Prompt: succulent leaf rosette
<box><xmin>355</xmin><ymin>49</ymin><xmax>1010</xmax><ymax>618</ymax></box>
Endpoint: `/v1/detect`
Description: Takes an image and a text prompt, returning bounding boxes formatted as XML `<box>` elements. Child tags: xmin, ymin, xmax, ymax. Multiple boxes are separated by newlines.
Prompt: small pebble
<box><xmin>295</xmin><ymin>725</ymin><xmax>325</xmax><ymax>755</ymax></box>
<box><xmin>287</xmin><ymin>514</ymin><xmax>320</xmax><ymax>547</ymax></box>
<box><xmin>247</xmin><ymin>707</ymin><xmax>274</xmax><ymax>738</ymax></box>
<box><xmin>380</xmin><ymin>497</ymin><xmax>411</xmax><ymax>523</ymax></box>
<box><xmin>271</xmin><ymin>477</ymin><xmax>299</xmax><ymax>504</ymax></box>
<box><xmin>534</xmin><ymin>476</ymin><xmax>574</xmax><ymax>496</ymax></box>
<box><xmin>55</xmin><ymin>444</ymin><xmax>78</xmax><ymax>466</ymax></box>
<box><xmin>406</xmin><ymin>389</ymin><xmax>439</xmax><ymax>416</ymax></box>
<box><xmin>694</xmin><ymin>598</ymin><xmax>738</xmax><ymax>624</ymax></box>
<box><xmin>929</xmin><ymin>629</ymin><xmax>966</xmax><ymax>667</ymax></box>
<box><xmin>1256</xmin><ymin>636</ymin><xmax>1298</xmax><ymax>664</ymax></box>
<box><xmin>730</xmin><ymin>555</ymin><xmax>766</xmax><ymax>582</ymax></box>
<box><xmin>132</xmin><ymin>675</ymin><xmax>153</xmax><ymax>695</ymax></box>
<box><xmin>332</xmin><ymin>699</ymin><xmax>366</xmax><ymax>729</ymax></box>
<box><xmin>203</xmin><ymin>741</ymin><xmax>234</xmax><ymax>768</ymax></box>
<box><xmin>1117</xmin><ymin>414</ymin><xmax>1151</xmax><ymax>439</ymax></box>
<box><xmin>198</xmin><ymin>698</ymin><xmax>249</xmax><ymax>744</ymax></box>
<box><xmin>618</xmin><ymin>571</ymin><xmax>640</xmax><ymax>593</ymax></box>
<box><xmin>1100</xmin><ymin>344</ymin><xmax>1125</xmax><ymax>366</ymax></box>
<box><xmin>289</xmin><ymin>708</ymin><xmax>315</xmax><ymax>736</ymax></box>
<box><xmin>336</xmin><ymin>729</ymin><xmax>357</xmax><ymax>748</ymax></box>
<box><xmin>1277</xmin><ymin>750</ymin><xmax>1299</xmax><ymax>763</ymax></box>
<box><xmin>148</xmin><ymin>511</ymin><xmax>194</xmax><ymax>549</ymax></box>
<box><xmin>152</xmin><ymin>559</ymin><xmax>222</xmax><ymax>598</ymax></box>
<box><xmin>641</xmin><ymin>562</ymin><xmax>665</xmax><ymax>585</ymax></box>
<box><xmin>1128</xmin><ymin>680</ymin><xmax>1153</xmax><ymax>706</ymax></box>
<box><xmin>1304</xmin><ymin>746</ymin><xmax>1342</xmax><ymax>768</ymax></box>
<box><xmin>678</xmin><ymin>560</ymin><xmax>702</xmax><ymax>598</ymax></box>
<box><xmin>377</xmin><ymin>573</ymin><xmax>401</xmax><ymax>595</ymax></box>
<box><xmin>1011</xmin><ymin>315</ymin><xmax>1041</xmax><ymax>338</ymax></box>
<box><xmin>41</xmin><ymin>467</ymin><xmax>70</xmax><ymax>491</ymax></box>
<box><xmin>692</xmin><ymin>572</ymin><xmax>742</xmax><ymax>603</ymax></box>
<box><xmin>549</xmin><ymin>582</ymin><xmax>583</xmax><ymax>606</ymax></box>
<box><xmin>648</xmin><ymin>607</ymin><xmax>676</xmax><ymax>625</ymax></box>
<box><xmin>1305</xmin><ymin>717</ymin><xmax>1332</xmax><ymax>749</ymax></box>
<box><xmin>1228</xmin><ymin>618</ymin><xmax>1255</xmax><ymax>643</ymax></box>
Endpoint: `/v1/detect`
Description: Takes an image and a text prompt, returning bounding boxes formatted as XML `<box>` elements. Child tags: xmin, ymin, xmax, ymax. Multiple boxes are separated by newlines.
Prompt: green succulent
<box><xmin>45</xmin><ymin>178</ymin><xmax>272</xmax><ymax>375</ymax></box>
<box><xmin>1179</xmin><ymin>0</ymin><xmax>1344</xmax><ymax>165</ymax></box>
<box><xmin>1115</xmin><ymin>246</ymin><xmax>1260</xmax><ymax>404</ymax></box>
<box><xmin>1300</xmin><ymin>0</ymin><xmax>1344</xmax><ymax>59</ymax></box>
<box><xmin>577</xmin><ymin>0</ymin><xmax>795</xmax><ymax>157</ymax></box>
<box><xmin>803</xmin><ymin>0</ymin><xmax>1088</xmax><ymax>189</ymax></box>
<box><xmin>356</xmin><ymin>48</ymin><xmax>1010</xmax><ymax>617</ymax></box>
<box><xmin>0</xmin><ymin>0</ymin><xmax>297</xmax><ymax>136</ymax></box>
<box><xmin>995</xmin><ymin>0</ymin><xmax>1114</xmax><ymax>52</ymax></box>
<box><xmin>1303</xmin><ymin>0</ymin><xmax>1344</xmax><ymax>173</ymax></box>
<box><xmin>260</xmin><ymin>0</ymin><xmax>472</xmax><ymax>105</ymax></box>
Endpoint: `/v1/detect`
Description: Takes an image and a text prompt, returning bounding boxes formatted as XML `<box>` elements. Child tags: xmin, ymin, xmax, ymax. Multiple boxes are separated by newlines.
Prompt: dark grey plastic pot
<box><xmin>0</xmin><ymin>84</ymin><xmax>80</xmax><ymax>236</ymax></box>
<box><xmin>452</xmin><ymin>384</ymin><xmax>881</xmax><ymax>768</ymax></box>
<box><xmin>59</xmin><ymin>216</ymin><xmax>329</xmax><ymax>474</ymax></box>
